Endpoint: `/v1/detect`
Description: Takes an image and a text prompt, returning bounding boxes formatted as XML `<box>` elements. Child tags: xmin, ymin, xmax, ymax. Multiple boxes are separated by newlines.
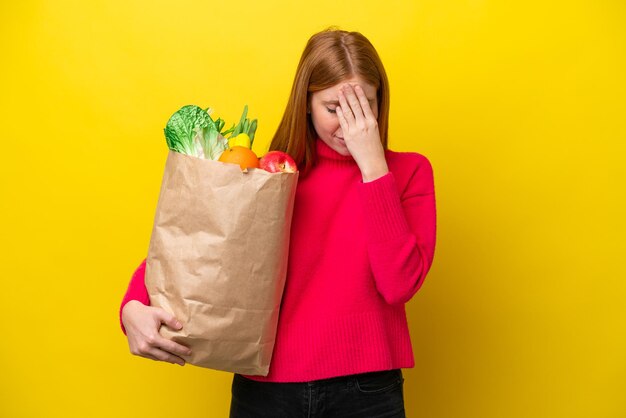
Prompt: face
<box><xmin>308</xmin><ymin>75</ymin><xmax>379</xmax><ymax>156</ymax></box>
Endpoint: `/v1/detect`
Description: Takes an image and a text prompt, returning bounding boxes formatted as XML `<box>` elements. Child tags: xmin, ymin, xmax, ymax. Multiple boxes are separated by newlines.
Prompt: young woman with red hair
<box><xmin>120</xmin><ymin>27</ymin><xmax>437</xmax><ymax>418</ymax></box>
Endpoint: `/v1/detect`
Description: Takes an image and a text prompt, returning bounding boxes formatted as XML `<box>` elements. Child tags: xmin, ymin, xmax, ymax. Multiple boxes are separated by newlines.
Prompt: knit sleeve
<box><xmin>119</xmin><ymin>258</ymin><xmax>150</xmax><ymax>336</ymax></box>
<box><xmin>356</xmin><ymin>154</ymin><xmax>436</xmax><ymax>305</ymax></box>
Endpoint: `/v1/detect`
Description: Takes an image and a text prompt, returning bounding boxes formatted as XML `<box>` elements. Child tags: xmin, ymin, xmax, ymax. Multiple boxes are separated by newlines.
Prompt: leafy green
<box><xmin>164</xmin><ymin>105</ymin><xmax>228</xmax><ymax>160</ymax></box>
<box><xmin>164</xmin><ymin>104</ymin><xmax>257</xmax><ymax>160</ymax></box>
<box><xmin>164</xmin><ymin>105</ymin><xmax>211</xmax><ymax>157</ymax></box>
<box><xmin>194</xmin><ymin>122</ymin><xmax>228</xmax><ymax>160</ymax></box>
<box><xmin>228</xmin><ymin>105</ymin><xmax>258</xmax><ymax>145</ymax></box>
<box><xmin>248</xmin><ymin>119</ymin><xmax>257</xmax><ymax>141</ymax></box>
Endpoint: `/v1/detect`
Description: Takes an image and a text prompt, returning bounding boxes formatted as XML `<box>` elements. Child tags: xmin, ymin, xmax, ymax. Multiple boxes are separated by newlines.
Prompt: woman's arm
<box><xmin>357</xmin><ymin>154</ymin><xmax>437</xmax><ymax>305</ymax></box>
<box><xmin>119</xmin><ymin>258</ymin><xmax>150</xmax><ymax>335</ymax></box>
<box><xmin>119</xmin><ymin>258</ymin><xmax>191</xmax><ymax>365</ymax></box>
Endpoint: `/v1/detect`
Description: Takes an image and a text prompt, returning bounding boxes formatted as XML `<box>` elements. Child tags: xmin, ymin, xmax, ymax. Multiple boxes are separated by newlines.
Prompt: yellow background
<box><xmin>1</xmin><ymin>1</ymin><xmax>624</xmax><ymax>417</ymax></box>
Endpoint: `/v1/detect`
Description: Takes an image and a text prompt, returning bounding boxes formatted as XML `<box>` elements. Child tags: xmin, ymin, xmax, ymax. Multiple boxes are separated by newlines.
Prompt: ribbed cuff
<box><xmin>357</xmin><ymin>172</ymin><xmax>412</xmax><ymax>243</ymax></box>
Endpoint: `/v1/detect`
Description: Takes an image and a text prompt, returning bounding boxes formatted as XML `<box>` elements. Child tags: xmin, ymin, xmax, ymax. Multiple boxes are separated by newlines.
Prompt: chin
<box><xmin>334</xmin><ymin>141</ymin><xmax>351</xmax><ymax>155</ymax></box>
<box><xmin>319</xmin><ymin>135</ymin><xmax>352</xmax><ymax>156</ymax></box>
<box><xmin>335</xmin><ymin>147</ymin><xmax>351</xmax><ymax>156</ymax></box>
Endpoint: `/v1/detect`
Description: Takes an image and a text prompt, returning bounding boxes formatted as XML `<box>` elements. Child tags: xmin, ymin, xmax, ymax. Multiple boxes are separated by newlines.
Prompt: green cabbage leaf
<box><xmin>163</xmin><ymin>105</ymin><xmax>228</xmax><ymax>160</ymax></box>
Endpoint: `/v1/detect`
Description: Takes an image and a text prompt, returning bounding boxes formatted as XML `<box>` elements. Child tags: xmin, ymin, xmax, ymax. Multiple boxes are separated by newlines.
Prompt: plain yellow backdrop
<box><xmin>1</xmin><ymin>1</ymin><xmax>624</xmax><ymax>417</ymax></box>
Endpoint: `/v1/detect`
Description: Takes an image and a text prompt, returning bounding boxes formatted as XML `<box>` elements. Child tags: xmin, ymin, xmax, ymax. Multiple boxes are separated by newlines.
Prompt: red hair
<box><xmin>269</xmin><ymin>27</ymin><xmax>391</xmax><ymax>176</ymax></box>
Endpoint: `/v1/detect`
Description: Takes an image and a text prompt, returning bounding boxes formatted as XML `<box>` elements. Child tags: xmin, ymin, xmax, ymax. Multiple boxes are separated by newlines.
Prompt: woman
<box><xmin>120</xmin><ymin>27</ymin><xmax>437</xmax><ymax>418</ymax></box>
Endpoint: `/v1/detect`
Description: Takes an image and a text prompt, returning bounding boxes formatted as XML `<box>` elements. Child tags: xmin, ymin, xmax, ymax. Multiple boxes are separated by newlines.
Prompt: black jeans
<box><xmin>229</xmin><ymin>369</ymin><xmax>406</xmax><ymax>418</ymax></box>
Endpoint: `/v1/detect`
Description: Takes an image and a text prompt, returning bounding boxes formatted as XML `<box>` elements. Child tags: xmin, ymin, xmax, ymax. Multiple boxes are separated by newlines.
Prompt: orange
<box><xmin>218</xmin><ymin>146</ymin><xmax>259</xmax><ymax>170</ymax></box>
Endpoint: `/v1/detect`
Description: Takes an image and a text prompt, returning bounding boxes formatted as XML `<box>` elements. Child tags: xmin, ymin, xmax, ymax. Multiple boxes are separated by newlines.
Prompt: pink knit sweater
<box><xmin>120</xmin><ymin>137</ymin><xmax>437</xmax><ymax>382</ymax></box>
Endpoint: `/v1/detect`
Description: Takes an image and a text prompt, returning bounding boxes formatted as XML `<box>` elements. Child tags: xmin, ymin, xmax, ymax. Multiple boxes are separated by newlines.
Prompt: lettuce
<box><xmin>164</xmin><ymin>105</ymin><xmax>243</xmax><ymax>160</ymax></box>
<box><xmin>164</xmin><ymin>105</ymin><xmax>228</xmax><ymax>160</ymax></box>
<box><xmin>164</xmin><ymin>105</ymin><xmax>208</xmax><ymax>157</ymax></box>
<box><xmin>194</xmin><ymin>122</ymin><xmax>228</xmax><ymax>160</ymax></box>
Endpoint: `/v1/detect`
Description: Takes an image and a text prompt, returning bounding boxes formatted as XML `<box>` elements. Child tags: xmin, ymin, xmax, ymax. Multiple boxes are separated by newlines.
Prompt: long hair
<box><xmin>269</xmin><ymin>27</ymin><xmax>390</xmax><ymax>176</ymax></box>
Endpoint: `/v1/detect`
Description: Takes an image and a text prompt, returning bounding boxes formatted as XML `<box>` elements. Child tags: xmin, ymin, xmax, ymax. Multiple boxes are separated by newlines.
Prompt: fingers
<box><xmin>155</xmin><ymin>308</ymin><xmax>184</xmax><ymax>331</ymax></box>
<box><xmin>146</xmin><ymin>345</ymin><xmax>187</xmax><ymax>366</ymax></box>
<box><xmin>336</xmin><ymin>103</ymin><xmax>348</xmax><ymax>130</ymax></box>
<box><xmin>354</xmin><ymin>85</ymin><xmax>376</xmax><ymax>120</ymax></box>
<box><xmin>132</xmin><ymin>331</ymin><xmax>191</xmax><ymax>366</ymax></box>
<box><xmin>126</xmin><ymin>305</ymin><xmax>191</xmax><ymax>367</ymax></box>
<box><xmin>339</xmin><ymin>84</ymin><xmax>365</xmax><ymax>123</ymax></box>
<box><xmin>151</xmin><ymin>308</ymin><xmax>192</xmax><ymax>360</ymax></box>
<box><xmin>161</xmin><ymin>338</ymin><xmax>193</xmax><ymax>358</ymax></box>
<box><xmin>338</xmin><ymin>88</ymin><xmax>357</xmax><ymax>124</ymax></box>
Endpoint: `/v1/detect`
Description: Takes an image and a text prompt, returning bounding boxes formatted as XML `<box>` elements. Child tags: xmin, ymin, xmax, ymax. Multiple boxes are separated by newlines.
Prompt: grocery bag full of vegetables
<box><xmin>144</xmin><ymin>104</ymin><xmax>298</xmax><ymax>376</ymax></box>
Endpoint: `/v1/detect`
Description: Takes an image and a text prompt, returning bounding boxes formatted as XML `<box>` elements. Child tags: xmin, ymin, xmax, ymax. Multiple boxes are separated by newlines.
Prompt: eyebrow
<box><xmin>323</xmin><ymin>98</ymin><xmax>375</xmax><ymax>105</ymax></box>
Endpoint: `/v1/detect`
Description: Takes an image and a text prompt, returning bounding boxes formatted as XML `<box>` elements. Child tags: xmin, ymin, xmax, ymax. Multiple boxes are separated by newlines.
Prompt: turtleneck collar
<box><xmin>314</xmin><ymin>136</ymin><xmax>356</xmax><ymax>163</ymax></box>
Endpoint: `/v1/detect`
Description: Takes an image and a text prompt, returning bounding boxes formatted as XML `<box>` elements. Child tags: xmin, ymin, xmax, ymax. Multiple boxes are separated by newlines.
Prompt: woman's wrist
<box><xmin>361</xmin><ymin>162</ymin><xmax>389</xmax><ymax>183</ymax></box>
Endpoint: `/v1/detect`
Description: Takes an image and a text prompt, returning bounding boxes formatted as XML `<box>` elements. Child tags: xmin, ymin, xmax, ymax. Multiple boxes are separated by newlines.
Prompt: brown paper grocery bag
<box><xmin>145</xmin><ymin>150</ymin><xmax>298</xmax><ymax>376</ymax></box>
